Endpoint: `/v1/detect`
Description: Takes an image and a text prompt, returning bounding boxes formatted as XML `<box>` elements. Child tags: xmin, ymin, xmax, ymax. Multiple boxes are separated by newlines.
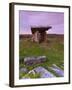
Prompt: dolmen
<box><xmin>24</xmin><ymin>56</ymin><xmax>47</xmax><ymax>66</ymax></box>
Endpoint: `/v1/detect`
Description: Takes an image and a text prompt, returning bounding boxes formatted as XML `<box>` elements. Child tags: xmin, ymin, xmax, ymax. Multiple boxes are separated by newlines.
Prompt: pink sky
<box><xmin>19</xmin><ymin>10</ymin><xmax>64</xmax><ymax>34</ymax></box>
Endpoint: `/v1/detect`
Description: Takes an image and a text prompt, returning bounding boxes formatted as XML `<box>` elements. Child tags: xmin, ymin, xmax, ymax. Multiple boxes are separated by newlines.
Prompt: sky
<box><xmin>19</xmin><ymin>10</ymin><xmax>64</xmax><ymax>34</ymax></box>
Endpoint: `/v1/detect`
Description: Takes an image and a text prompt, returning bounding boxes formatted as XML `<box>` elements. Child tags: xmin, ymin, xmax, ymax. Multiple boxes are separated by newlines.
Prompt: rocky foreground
<box><xmin>19</xmin><ymin>56</ymin><xmax>64</xmax><ymax>79</ymax></box>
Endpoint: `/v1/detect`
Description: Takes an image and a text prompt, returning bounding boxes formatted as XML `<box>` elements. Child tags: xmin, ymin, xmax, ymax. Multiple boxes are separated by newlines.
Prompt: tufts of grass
<box><xmin>24</xmin><ymin>73</ymin><xmax>41</xmax><ymax>78</ymax></box>
<box><xmin>19</xmin><ymin>37</ymin><xmax>64</xmax><ymax>78</ymax></box>
<box><xmin>19</xmin><ymin>72</ymin><xmax>26</xmax><ymax>79</ymax></box>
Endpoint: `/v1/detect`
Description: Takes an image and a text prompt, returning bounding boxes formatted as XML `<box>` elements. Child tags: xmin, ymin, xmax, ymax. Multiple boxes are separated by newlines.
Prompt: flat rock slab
<box><xmin>34</xmin><ymin>66</ymin><xmax>55</xmax><ymax>78</ymax></box>
<box><xmin>49</xmin><ymin>64</ymin><xmax>64</xmax><ymax>77</ymax></box>
<box><xmin>24</xmin><ymin>56</ymin><xmax>47</xmax><ymax>65</ymax></box>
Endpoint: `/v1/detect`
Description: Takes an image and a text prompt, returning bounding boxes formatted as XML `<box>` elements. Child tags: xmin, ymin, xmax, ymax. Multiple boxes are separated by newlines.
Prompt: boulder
<box><xmin>24</xmin><ymin>56</ymin><xmax>46</xmax><ymax>65</ymax></box>
<box><xmin>34</xmin><ymin>66</ymin><xmax>55</xmax><ymax>78</ymax></box>
<box><xmin>49</xmin><ymin>64</ymin><xmax>64</xmax><ymax>77</ymax></box>
<box><xmin>20</xmin><ymin>67</ymin><xmax>28</xmax><ymax>73</ymax></box>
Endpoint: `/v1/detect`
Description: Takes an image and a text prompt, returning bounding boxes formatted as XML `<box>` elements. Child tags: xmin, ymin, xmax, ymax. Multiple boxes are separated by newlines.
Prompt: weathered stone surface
<box><xmin>49</xmin><ymin>64</ymin><xmax>64</xmax><ymax>77</ymax></box>
<box><xmin>24</xmin><ymin>56</ymin><xmax>46</xmax><ymax>65</ymax></box>
<box><xmin>34</xmin><ymin>66</ymin><xmax>55</xmax><ymax>78</ymax></box>
<box><xmin>20</xmin><ymin>67</ymin><xmax>28</xmax><ymax>73</ymax></box>
<box><xmin>20</xmin><ymin>66</ymin><xmax>55</xmax><ymax>79</ymax></box>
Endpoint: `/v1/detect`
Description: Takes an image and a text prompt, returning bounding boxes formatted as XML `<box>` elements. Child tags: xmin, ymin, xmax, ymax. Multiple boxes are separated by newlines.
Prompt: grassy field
<box><xmin>19</xmin><ymin>34</ymin><xmax>64</xmax><ymax>78</ymax></box>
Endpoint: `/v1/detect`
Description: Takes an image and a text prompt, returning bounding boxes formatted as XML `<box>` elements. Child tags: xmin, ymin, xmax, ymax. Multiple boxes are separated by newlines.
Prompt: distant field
<box><xmin>19</xmin><ymin>34</ymin><xmax>64</xmax><ymax>78</ymax></box>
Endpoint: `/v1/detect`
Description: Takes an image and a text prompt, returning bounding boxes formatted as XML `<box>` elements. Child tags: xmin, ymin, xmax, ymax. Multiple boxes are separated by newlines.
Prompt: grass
<box><xmin>19</xmin><ymin>71</ymin><xmax>41</xmax><ymax>79</ymax></box>
<box><xmin>19</xmin><ymin>72</ymin><xmax>26</xmax><ymax>79</ymax></box>
<box><xmin>24</xmin><ymin>73</ymin><xmax>41</xmax><ymax>79</ymax></box>
<box><xmin>19</xmin><ymin>36</ymin><xmax>64</xmax><ymax>78</ymax></box>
